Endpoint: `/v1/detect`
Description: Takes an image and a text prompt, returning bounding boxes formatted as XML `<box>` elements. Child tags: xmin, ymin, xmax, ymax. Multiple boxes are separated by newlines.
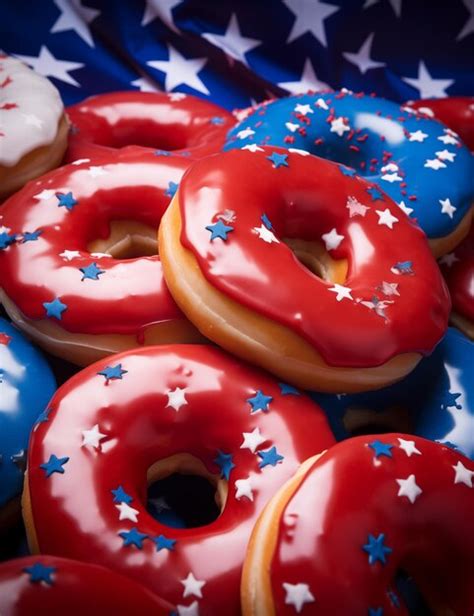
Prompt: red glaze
<box><xmin>178</xmin><ymin>147</ymin><xmax>450</xmax><ymax>367</ymax></box>
<box><xmin>66</xmin><ymin>91</ymin><xmax>235</xmax><ymax>162</ymax></box>
<box><xmin>0</xmin><ymin>555</ymin><xmax>173</xmax><ymax>615</ymax></box>
<box><xmin>440</xmin><ymin>224</ymin><xmax>474</xmax><ymax>324</ymax></box>
<box><xmin>27</xmin><ymin>344</ymin><xmax>335</xmax><ymax>615</ymax></box>
<box><xmin>264</xmin><ymin>434</ymin><xmax>474</xmax><ymax>614</ymax></box>
<box><xmin>407</xmin><ymin>97</ymin><xmax>474</xmax><ymax>150</ymax></box>
<box><xmin>0</xmin><ymin>148</ymin><xmax>191</xmax><ymax>336</ymax></box>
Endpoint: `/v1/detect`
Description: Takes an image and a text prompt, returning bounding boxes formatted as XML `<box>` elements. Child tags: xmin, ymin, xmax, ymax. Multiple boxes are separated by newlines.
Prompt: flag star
<box><xmin>396</xmin><ymin>474</ymin><xmax>422</xmax><ymax>503</ymax></box>
<box><xmin>81</xmin><ymin>424</ymin><xmax>107</xmax><ymax>449</ymax></box>
<box><xmin>87</xmin><ymin>165</ymin><xmax>107</xmax><ymax>177</ymax></box>
<box><xmin>241</xmin><ymin>427</ymin><xmax>266</xmax><ymax>453</ymax></box>
<box><xmin>242</xmin><ymin>143</ymin><xmax>263</xmax><ymax>152</ymax></box>
<box><xmin>16</xmin><ymin>45</ymin><xmax>84</xmax><ymax>87</ymax></box>
<box><xmin>34</xmin><ymin>189</ymin><xmax>55</xmax><ymax>201</ymax></box>
<box><xmin>177</xmin><ymin>602</ymin><xmax>200</xmax><ymax>616</ymax></box>
<box><xmin>237</xmin><ymin>127</ymin><xmax>255</xmax><ymax>139</ymax></box>
<box><xmin>22</xmin><ymin>113</ymin><xmax>43</xmax><ymax>128</ymax></box>
<box><xmin>363</xmin><ymin>0</ymin><xmax>402</xmax><ymax>16</ymax></box>
<box><xmin>439</xmin><ymin>252</ymin><xmax>459</xmax><ymax>267</ymax></box>
<box><xmin>43</xmin><ymin>297</ymin><xmax>67</xmax><ymax>320</ymax></box>
<box><xmin>346</xmin><ymin>196</ymin><xmax>369</xmax><ymax>217</ymax></box>
<box><xmin>294</xmin><ymin>103</ymin><xmax>314</xmax><ymax>116</ymax></box>
<box><xmin>436</xmin><ymin>149</ymin><xmax>456</xmax><ymax>162</ymax></box>
<box><xmin>408</xmin><ymin>129</ymin><xmax>429</xmax><ymax>142</ymax></box>
<box><xmin>235</xmin><ymin>477</ymin><xmax>254</xmax><ymax>501</ymax></box>
<box><xmin>376</xmin><ymin>208</ymin><xmax>399</xmax><ymax>229</ymax></box>
<box><xmin>438</xmin><ymin>133</ymin><xmax>459</xmax><ymax>145</ymax></box>
<box><xmin>315</xmin><ymin>97</ymin><xmax>329</xmax><ymax>110</ymax></box>
<box><xmin>166</xmin><ymin>387</ymin><xmax>188</xmax><ymax>412</ymax></box>
<box><xmin>253</xmin><ymin>224</ymin><xmax>279</xmax><ymax>243</ymax></box>
<box><xmin>397</xmin><ymin>200</ymin><xmax>414</xmax><ymax>216</ymax></box>
<box><xmin>439</xmin><ymin>198</ymin><xmax>456</xmax><ymax>218</ymax></box>
<box><xmin>453</xmin><ymin>461</ymin><xmax>474</xmax><ymax>487</ymax></box>
<box><xmin>343</xmin><ymin>33</ymin><xmax>385</xmax><ymax>74</ymax></box>
<box><xmin>115</xmin><ymin>502</ymin><xmax>140</xmax><ymax>523</ymax></box>
<box><xmin>329</xmin><ymin>283</ymin><xmax>353</xmax><ymax>302</ymax></box>
<box><xmin>130</xmin><ymin>76</ymin><xmax>159</xmax><ymax>92</ymax></box>
<box><xmin>283</xmin><ymin>0</ymin><xmax>340</xmax><ymax>46</ymax></box>
<box><xmin>278</xmin><ymin>58</ymin><xmax>329</xmax><ymax>94</ymax></box>
<box><xmin>330</xmin><ymin>117</ymin><xmax>350</xmax><ymax>137</ymax></box>
<box><xmin>23</xmin><ymin>562</ymin><xmax>56</xmax><ymax>585</ymax></box>
<box><xmin>285</xmin><ymin>121</ymin><xmax>300</xmax><ymax>132</ymax></box>
<box><xmin>50</xmin><ymin>0</ymin><xmax>100</xmax><ymax>47</ymax></box>
<box><xmin>282</xmin><ymin>582</ymin><xmax>315</xmax><ymax>613</ymax></box>
<box><xmin>202</xmin><ymin>14</ymin><xmax>260</xmax><ymax>66</ymax></box>
<box><xmin>402</xmin><ymin>61</ymin><xmax>454</xmax><ymax>99</ymax></box>
<box><xmin>457</xmin><ymin>0</ymin><xmax>474</xmax><ymax>40</ymax></box>
<box><xmin>141</xmin><ymin>0</ymin><xmax>182</xmax><ymax>31</ymax></box>
<box><xmin>59</xmin><ymin>250</ymin><xmax>81</xmax><ymax>260</ymax></box>
<box><xmin>363</xmin><ymin>533</ymin><xmax>392</xmax><ymax>565</ymax></box>
<box><xmin>321</xmin><ymin>228</ymin><xmax>344</xmax><ymax>251</ymax></box>
<box><xmin>181</xmin><ymin>572</ymin><xmax>206</xmax><ymax>599</ymax></box>
<box><xmin>147</xmin><ymin>45</ymin><xmax>209</xmax><ymax>95</ymax></box>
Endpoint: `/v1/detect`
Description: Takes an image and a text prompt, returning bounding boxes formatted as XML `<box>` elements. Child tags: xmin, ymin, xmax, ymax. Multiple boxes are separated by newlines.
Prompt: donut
<box><xmin>311</xmin><ymin>327</ymin><xmax>474</xmax><ymax>458</ymax></box>
<box><xmin>159</xmin><ymin>146</ymin><xmax>450</xmax><ymax>393</ymax></box>
<box><xmin>0</xmin><ymin>148</ymin><xmax>205</xmax><ymax>366</ymax></box>
<box><xmin>242</xmin><ymin>434</ymin><xmax>474</xmax><ymax>614</ymax></box>
<box><xmin>65</xmin><ymin>91</ymin><xmax>235</xmax><ymax>163</ymax></box>
<box><xmin>23</xmin><ymin>344</ymin><xmax>335</xmax><ymax>614</ymax></box>
<box><xmin>0</xmin><ymin>555</ymin><xmax>173</xmax><ymax>615</ymax></box>
<box><xmin>0</xmin><ymin>55</ymin><xmax>68</xmax><ymax>202</ymax></box>
<box><xmin>439</xmin><ymin>224</ymin><xmax>474</xmax><ymax>339</ymax></box>
<box><xmin>224</xmin><ymin>90</ymin><xmax>474</xmax><ymax>257</ymax></box>
<box><xmin>406</xmin><ymin>96</ymin><xmax>474</xmax><ymax>151</ymax></box>
<box><xmin>0</xmin><ymin>317</ymin><xmax>56</xmax><ymax>528</ymax></box>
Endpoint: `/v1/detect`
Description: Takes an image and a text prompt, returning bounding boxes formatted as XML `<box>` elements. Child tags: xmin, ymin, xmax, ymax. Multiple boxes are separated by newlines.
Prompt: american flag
<box><xmin>0</xmin><ymin>0</ymin><xmax>473</xmax><ymax>110</ymax></box>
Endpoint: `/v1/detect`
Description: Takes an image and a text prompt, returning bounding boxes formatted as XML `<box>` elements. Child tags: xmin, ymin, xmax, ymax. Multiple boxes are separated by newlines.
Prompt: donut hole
<box><xmin>87</xmin><ymin>220</ymin><xmax>158</xmax><ymax>259</ymax></box>
<box><xmin>283</xmin><ymin>238</ymin><xmax>348</xmax><ymax>283</ymax></box>
<box><xmin>343</xmin><ymin>406</ymin><xmax>413</xmax><ymax>436</ymax></box>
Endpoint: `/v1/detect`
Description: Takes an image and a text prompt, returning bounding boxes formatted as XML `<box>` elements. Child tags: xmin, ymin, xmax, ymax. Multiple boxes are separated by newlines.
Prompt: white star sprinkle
<box><xmin>439</xmin><ymin>198</ymin><xmax>456</xmax><ymax>219</ymax></box>
<box><xmin>59</xmin><ymin>250</ymin><xmax>81</xmax><ymax>261</ymax></box>
<box><xmin>408</xmin><ymin>130</ymin><xmax>429</xmax><ymax>142</ymax></box>
<box><xmin>147</xmin><ymin>45</ymin><xmax>209</xmax><ymax>95</ymax></box>
<box><xmin>397</xmin><ymin>200</ymin><xmax>414</xmax><ymax>216</ymax></box>
<box><xmin>34</xmin><ymin>189</ymin><xmax>55</xmax><ymax>200</ymax></box>
<box><xmin>181</xmin><ymin>573</ymin><xmax>206</xmax><ymax>599</ymax></box>
<box><xmin>283</xmin><ymin>582</ymin><xmax>315</xmax><ymax>613</ymax></box>
<box><xmin>376</xmin><ymin>208</ymin><xmax>399</xmax><ymax>229</ymax></box>
<box><xmin>115</xmin><ymin>501</ymin><xmax>140</xmax><ymax>523</ymax></box>
<box><xmin>81</xmin><ymin>424</ymin><xmax>106</xmax><ymax>449</ymax></box>
<box><xmin>242</xmin><ymin>143</ymin><xmax>263</xmax><ymax>152</ymax></box>
<box><xmin>294</xmin><ymin>103</ymin><xmax>313</xmax><ymax>116</ymax></box>
<box><xmin>241</xmin><ymin>427</ymin><xmax>266</xmax><ymax>453</ymax></box>
<box><xmin>435</xmin><ymin>149</ymin><xmax>456</xmax><ymax>162</ymax></box>
<box><xmin>438</xmin><ymin>133</ymin><xmax>459</xmax><ymax>146</ymax></box>
<box><xmin>177</xmin><ymin>602</ymin><xmax>200</xmax><ymax>616</ymax></box>
<box><xmin>398</xmin><ymin>438</ymin><xmax>422</xmax><ymax>457</ymax></box>
<box><xmin>425</xmin><ymin>158</ymin><xmax>446</xmax><ymax>170</ymax></box>
<box><xmin>253</xmin><ymin>224</ymin><xmax>279</xmax><ymax>244</ymax></box>
<box><xmin>346</xmin><ymin>196</ymin><xmax>369</xmax><ymax>218</ymax></box>
<box><xmin>381</xmin><ymin>172</ymin><xmax>402</xmax><ymax>183</ymax></box>
<box><xmin>87</xmin><ymin>165</ymin><xmax>108</xmax><ymax>177</ymax></box>
<box><xmin>396</xmin><ymin>474</ymin><xmax>422</xmax><ymax>504</ymax></box>
<box><xmin>330</xmin><ymin>116</ymin><xmax>350</xmax><ymax>137</ymax></box>
<box><xmin>285</xmin><ymin>121</ymin><xmax>300</xmax><ymax>132</ymax></box>
<box><xmin>329</xmin><ymin>283</ymin><xmax>353</xmax><ymax>302</ymax></box>
<box><xmin>381</xmin><ymin>163</ymin><xmax>399</xmax><ymax>173</ymax></box>
<box><xmin>315</xmin><ymin>98</ymin><xmax>329</xmax><ymax>110</ymax></box>
<box><xmin>453</xmin><ymin>461</ymin><xmax>474</xmax><ymax>487</ymax></box>
<box><xmin>439</xmin><ymin>252</ymin><xmax>459</xmax><ymax>267</ymax></box>
<box><xmin>166</xmin><ymin>387</ymin><xmax>188</xmax><ymax>412</ymax></box>
<box><xmin>321</xmin><ymin>228</ymin><xmax>344</xmax><ymax>251</ymax></box>
<box><xmin>235</xmin><ymin>478</ymin><xmax>254</xmax><ymax>501</ymax></box>
<box><xmin>380</xmin><ymin>281</ymin><xmax>400</xmax><ymax>297</ymax></box>
<box><xmin>237</xmin><ymin>127</ymin><xmax>255</xmax><ymax>139</ymax></box>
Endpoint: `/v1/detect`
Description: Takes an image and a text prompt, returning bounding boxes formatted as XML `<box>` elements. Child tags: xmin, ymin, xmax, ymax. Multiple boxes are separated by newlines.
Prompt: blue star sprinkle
<box><xmin>165</xmin><ymin>181</ymin><xmax>179</xmax><ymax>197</ymax></box>
<box><xmin>23</xmin><ymin>562</ymin><xmax>56</xmax><ymax>585</ymax></box>
<box><xmin>56</xmin><ymin>191</ymin><xmax>78</xmax><ymax>211</ymax></box>
<box><xmin>391</xmin><ymin>260</ymin><xmax>414</xmax><ymax>275</ymax></box>
<box><xmin>267</xmin><ymin>152</ymin><xmax>288</xmax><ymax>168</ymax></box>
<box><xmin>43</xmin><ymin>297</ymin><xmax>67</xmax><ymax>320</ymax></box>
<box><xmin>438</xmin><ymin>390</ymin><xmax>462</xmax><ymax>410</ymax></box>
<box><xmin>247</xmin><ymin>390</ymin><xmax>273</xmax><ymax>413</ymax></box>
<box><xmin>210</xmin><ymin>116</ymin><xmax>225</xmax><ymax>125</ymax></box>
<box><xmin>154</xmin><ymin>149</ymin><xmax>171</xmax><ymax>156</ymax></box>
<box><xmin>98</xmin><ymin>364</ymin><xmax>127</xmax><ymax>383</ymax></box>
<box><xmin>258</xmin><ymin>446</ymin><xmax>284</xmax><ymax>469</ymax></box>
<box><xmin>22</xmin><ymin>230</ymin><xmax>42</xmax><ymax>242</ymax></box>
<box><xmin>367</xmin><ymin>186</ymin><xmax>384</xmax><ymax>201</ymax></box>
<box><xmin>214</xmin><ymin>450</ymin><xmax>236</xmax><ymax>480</ymax></box>
<box><xmin>368</xmin><ymin>440</ymin><xmax>394</xmax><ymax>459</ymax></box>
<box><xmin>261</xmin><ymin>213</ymin><xmax>273</xmax><ymax>230</ymax></box>
<box><xmin>119</xmin><ymin>527</ymin><xmax>148</xmax><ymax>549</ymax></box>
<box><xmin>111</xmin><ymin>485</ymin><xmax>133</xmax><ymax>504</ymax></box>
<box><xmin>363</xmin><ymin>533</ymin><xmax>392</xmax><ymax>565</ymax></box>
<box><xmin>205</xmin><ymin>219</ymin><xmax>234</xmax><ymax>241</ymax></box>
<box><xmin>80</xmin><ymin>262</ymin><xmax>105</xmax><ymax>281</ymax></box>
<box><xmin>36</xmin><ymin>407</ymin><xmax>52</xmax><ymax>424</ymax></box>
<box><xmin>0</xmin><ymin>231</ymin><xmax>16</xmax><ymax>250</ymax></box>
<box><xmin>339</xmin><ymin>165</ymin><xmax>356</xmax><ymax>177</ymax></box>
<box><xmin>40</xmin><ymin>454</ymin><xmax>69</xmax><ymax>477</ymax></box>
<box><xmin>368</xmin><ymin>609</ymin><xmax>383</xmax><ymax>616</ymax></box>
<box><xmin>153</xmin><ymin>534</ymin><xmax>177</xmax><ymax>551</ymax></box>
<box><xmin>279</xmin><ymin>382</ymin><xmax>300</xmax><ymax>395</ymax></box>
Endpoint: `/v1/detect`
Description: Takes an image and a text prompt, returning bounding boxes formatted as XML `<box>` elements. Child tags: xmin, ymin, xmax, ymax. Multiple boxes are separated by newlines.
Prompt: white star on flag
<box><xmin>203</xmin><ymin>14</ymin><xmax>260</xmax><ymax>66</ymax></box>
<box><xmin>51</xmin><ymin>0</ymin><xmax>100</xmax><ymax>47</ymax></box>
<box><xmin>141</xmin><ymin>0</ymin><xmax>182</xmax><ymax>31</ymax></box>
<box><xmin>402</xmin><ymin>60</ymin><xmax>454</xmax><ymax>98</ymax></box>
<box><xmin>283</xmin><ymin>0</ymin><xmax>340</xmax><ymax>46</ymax></box>
<box><xmin>278</xmin><ymin>58</ymin><xmax>328</xmax><ymax>94</ymax></box>
<box><xmin>147</xmin><ymin>45</ymin><xmax>209</xmax><ymax>95</ymax></box>
<box><xmin>343</xmin><ymin>33</ymin><xmax>385</xmax><ymax>74</ymax></box>
<box><xmin>16</xmin><ymin>45</ymin><xmax>84</xmax><ymax>87</ymax></box>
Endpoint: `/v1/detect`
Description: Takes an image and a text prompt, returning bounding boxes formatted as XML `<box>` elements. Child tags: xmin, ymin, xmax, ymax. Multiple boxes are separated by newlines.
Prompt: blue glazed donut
<box><xmin>310</xmin><ymin>327</ymin><xmax>474</xmax><ymax>459</ymax></box>
<box><xmin>0</xmin><ymin>318</ymin><xmax>56</xmax><ymax>515</ymax></box>
<box><xmin>225</xmin><ymin>90</ymin><xmax>473</xmax><ymax>254</ymax></box>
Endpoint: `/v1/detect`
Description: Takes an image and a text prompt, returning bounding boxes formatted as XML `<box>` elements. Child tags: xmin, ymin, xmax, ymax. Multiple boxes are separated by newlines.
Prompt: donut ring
<box><xmin>0</xmin><ymin>55</ymin><xmax>69</xmax><ymax>201</ymax></box>
<box><xmin>311</xmin><ymin>327</ymin><xmax>474</xmax><ymax>459</ymax></box>
<box><xmin>23</xmin><ymin>344</ymin><xmax>335</xmax><ymax>614</ymax></box>
<box><xmin>159</xmin><ymin>146</ymin><xmax>450</xmax><ymax>392</ymax></box>
<box><xmin>0</xmin><ymin>556</ymin><xmax>173</xmax><ymax>614</ymax></box>
<box><xmin>0</xmin><ymin>317</ymin><xmax>56</xmax><ymax>527</ymax></box>
<box><xmin>65</xmin><ymin>91</ymin><xmax>235</xmax><ymax>163</ymax></box>
<box><xmin>242</xmin><ymin>434</ymin><xmax>474</xmax><ymax>615</ymax></box>
<box><xmin>224</xmin><ymin>90</ymin><xmax>474</xmax><ymax>257</ymax></box>
<box><xmin>0</xmin><ymin>148</ymin><xmax>204</xmax><ymax>366</ymax></box>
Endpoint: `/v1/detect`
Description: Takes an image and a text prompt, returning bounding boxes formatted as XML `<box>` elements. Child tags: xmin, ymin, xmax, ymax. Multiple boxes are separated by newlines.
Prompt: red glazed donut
<box><xmin>0</xmin><ymin>148</ymin><xmax>204</xmax><ymax>365</ymax></box>
<box><xmin>0</xmin><ymin>555</ymin><xmax>172</xmax><ymax>615</ymax></box>
<box><xmin>159</xmin><ymin>146</ymin><xmax>450</xmax><ymax>392</ymax></box>
<box><xmin>242</xmin><ymin>434</ymin><xmax>474</xmax><ymax>615</ymax></box>
<box><xmin>65</xmin><ymin>91</ymin><xmax>235</xmax><ymax>163</ymax></box>
<box><xmin>23</xmin><ymin>344</ymin><xmax>335</xmax><ymax>615</ymax></box>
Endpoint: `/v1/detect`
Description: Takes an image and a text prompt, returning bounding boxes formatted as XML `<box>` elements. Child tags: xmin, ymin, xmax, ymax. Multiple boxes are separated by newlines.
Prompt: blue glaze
<box><xmin>225</xmin><ymin>91</ymin><xmax>474</xmax><ymax>240</ymax></box>
<box><xmin>0</xmin><ymin>318</ymin><xmax>56</xmax><ymax>508</ymax></box>
<box><xmin>310</xmin><ymin>328</ymin><xmax>474</xmax><ymax>459</ymax></box>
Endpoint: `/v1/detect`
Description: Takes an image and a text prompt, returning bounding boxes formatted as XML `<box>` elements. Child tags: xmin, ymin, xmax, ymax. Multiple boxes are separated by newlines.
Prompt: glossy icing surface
<box><xmin>440</xmin><ymin>225</ymin><xmax>474</xmax><ymax>323</ymax></box>
<box><xmin>224</xmin><ymin>91</ymin><xmax>474</xmax><ymax>240</ymax></box>
<box><xmin>0</xmin><ymin>317</ymin><xmax>55</xmax><ymax>508</ymax></box>
<box><xmin>178</xmin><ymin>147</ymin><xmax>450</xmax><ymax>367</ymax></box>
<box><xmin>0</xmin><ymin>148</ymin><xmax>191</xmax><ymax>336</ymax></box>
<box><xmin>268</xmin><ymin>434</ymin><xmax>474</xmax><ymax>614</ymax></box>
<box><xmin>311</xmin><ymin>328</ymin><xmax>474</xmax><ymax>459</ymax></box>
<box><xmin>66</xmin><ymin>91</ymin><xmax>235</xmax><ymax>162</ymax></box>
<box><xmin>0</xmin><ymin>555</ymin><xmax>172</xmax><ymax>615</ymax></box>
<box><xmin>0</xmin><ymin>55</ymin><xmax>64</xmax><ymax>167</ymax></box>
<box><xmin>27</xmin><ymin>344</ymin><xmax>335</xmax><ymax>614</ymax></box>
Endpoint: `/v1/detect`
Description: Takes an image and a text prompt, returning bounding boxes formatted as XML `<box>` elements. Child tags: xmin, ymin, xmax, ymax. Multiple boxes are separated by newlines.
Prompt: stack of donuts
<box><xmin>0</xmin><ymin>53</ymin><xmax>473</xmax><ymax>615</ymax></box>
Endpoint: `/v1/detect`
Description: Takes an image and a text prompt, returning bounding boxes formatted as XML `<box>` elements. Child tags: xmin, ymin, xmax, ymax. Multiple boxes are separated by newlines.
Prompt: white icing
<box><xmin>0</xmin><ymin>56</ymin><xmax>64</xmax><ymax>167</ymax></box>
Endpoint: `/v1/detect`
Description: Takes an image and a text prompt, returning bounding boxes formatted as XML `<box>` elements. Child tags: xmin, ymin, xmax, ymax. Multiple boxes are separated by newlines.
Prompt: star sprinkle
<box><xmin>328</xmin><ymin>283</ymin><xmax>353</xmax><ymax>302</ymax></box>
<box><xmin>241</xmin><ymin>427</ymin><xmax>266</xmax><ymax>453</ymax></box>
<box><xmin>81</xmin><ymin>424</ymin><xmax>106</xmax><ymax>448</ymax></box>
<box><xmin>435</xmin><ymin>149</ymin><xmax>456</xmax><ymax>162</ymax></box>
<box><xmin>98</xmin><ymin>364</ymin><xmax>127</xmax><ymax>383</ymax></box>
<box><xmin>111</xmin><ymin>485</ymin><xmax>133</xmax><ymax>504</ymax></box>
<box><xmin>379</xmin><ymin>281</ymin><xmax>399</xmax><ymax>297</ymax></box>
<box><xmin>258</xmin><ymin>446</ymin><xmax>284</xmax><ymax>468</ymax></box>
<box><xmin>408</xmin><ymin>129</ymin><xmax>428</xmax><ymax>142</ymax></box>
<box><xmin>21</xmin><ymin>230</ymin><xmax>42</xmax><ymax>242</ymax></box>
<box><xmin>59</xmin><ymin>249</ymin><xmax>81</xmax><ymax>260</ymax></box>
<box><xmin>285</xmin><ymin>121</ymin><xmax>300</xmax><ymax>132</ymax></box>
<box><xmin>205</xmin><ymin>219</ymin><xmax>234</xmax><ymax>241</ymax></box>
<box><xmin>80</xmin><ymin>262</ymin><xmax>105</xmax><ymax>281</ymax></box>
<box><xmin>177</xmin><ymin>602</ymin><xmax>200</xmax><ymax>616</ymax></box>
<box><xmin>115</xmin><ymin>502</ymin><xmax>140</xmax><ymax>522</ymax></box>
<box><xmin>247</xmin><ymin>390</ymin><xmax>273</xmax><ymax>413</ymax></box>
<box><xmin>24</xmin><ymin>562</ymin><xmax>56</xmax><ymax>585</ymax></box>
<box><xmin>330</xmin><ymin>116</ymin><xmax>350</xmax><ymax>137</ymax></box>
<box><xmin>282</xmin><ymin>582</ymin><xmax>315</xmax><ymax>613</ymax></box>
<box><xmin>165</xmin><ymin>181</ymin><xmax>179</xmax><ymax>197</ymax></box>
<box><xmin>375</xmin><ymin>209</ymin><xmax>399</xmax><ymax>229</ymax></box>
<box><xmin>181</xmin><ymin>572</ymin><xmax>206</xmax><ymax>599</ymax></box>
<box><xmin>252</xmin><ymin>224</ymin><xmax>279</xmax><ymax>243</ymax></box>
<box><xmin>391</xmin><ymin>261</ymin><xmax>413</xmax><ymax>275</ymax></box>
<box><xmin>360</xmin><ymin>296</ymin><xmax>393</xmax><ymax>320</ymax></box>
<box><xmin>363</xmin><ymin>533</ymin><xmax>392</xmax><ymax>565</ymax></box>
<box><xmin>453</xmin><ymin>461</ymin><xmax>474</xmax><ymax>487</ymax></box>
<box><xmin>315</xmin><ymin>97</ymin><xmax>329</xmax><ymax>110</ymax></box>
<box><xmin>166</xmin><ymin>387</ymin><xmax>188</xmax><ymax>412</ymax></box>
<box><xmin>397</xmin><ymin>438</ymin><xmax>421</xmax><ymax>458</ymax></box>
<box><xmin>267</xmin><ymin>152</ymin><xmax>289</xmax><ymax>169</ymax></box>
<box><xmin>294</xmin><ymin>103</ymin><xmax>314</xmax><ymax>115</ymax></box>
<box><xmin>346</xmin><ymin>196</ymin><xmax>369</xmax><ymax>217</ymax></box>
<box><xmin>0</xmin><ymin>231</ymin><xmax>16</xmax><ymax>249</ymax></box>
<box><xmin>237</xmin><ymin>127</ymin><xmax>255</xmax><ymax>139</ymax></box>
<box><xmin>424</xmin><ymin>158</ymin><xmax>446</xmax><ymax>170</ymax></box>
<box><xmin>56</xmin><ymin>191</ymin><xmax>78</xmax><ymax>211</ymax></box>
<box><xmin>153</xmin><ymin>534</ymin><xmax>177</xmax><ymax>551</ymax></box>
<box><xmin>340</xmin><ymin>165</ymin><xmax>356</xmax><ymax>177</ymax></box>
<box><xmin>235</xmin><ymin>477</ymin><xmax>254</xmax><ymax>501</ymax></box>
<box><xmin>381</xmin><ymin>172</ymin><xmax>402</xmax><ymax>183</ymax></box>
<box><xmin>43</xmin><ymin>298</ymin><xmax>67</xmax><ymax>320</ymax></box>
<box><xmin>438</xmin><ymin>132</ymin><xmax>459</xmax><ymax>146</ymax></box>
<box><xmin>279</xmin><ymin>382</ymin><xmax>300</xmax><ymax>395</ymax></box>
<box><xmin>439</xmin><ymin>252</ymin><xmax>459</xmax><ymax>267</ymax></box>
<box><xmin>40</xmin><ymin>454</ymin><xmax>69</xmax><ymax>477</ymax></box>
<box><xmin>367</xmin><ymin>186</ymin><xmax>384</xmax><ymax>201</ymax></box>
<box><xmin>368</xmin><ymin>440</ymin><xmax>393</xmax><ymax>458</ymax></box>
<box><xmin>261</xmin><ymin>213</ymin><xmax>273</xmax><ymax>230</ymax></box>
<box><xmin>214</xmin><ymin>450</ymin><xmax>235</xmax><ymax>480</ymax></box>
<box><xmin>321</xmin><ymin>228</ymin><xmax>344</xmax><ymax>251</ymax></box>
<box><xmin>439</xmin><ymin>198</ymin><xmax>456</xmax><ymax>218</ymax></box>
<box><xmin>396</xmin><ymin>474</ymin><xmax>422</xmax><ymax>503</ymax></box>
<box><xmin>397</xmin><ymin>200</ymin><xmax>414</xmax><ymax>216</ymax></box>
<box><xmin>119</xmin><ymin>527</ymin><xmax>148</xmax><ymax>548</ymax></box>
<box><xmin>242</xmin><ymin>143</ymin><xmax>264</xmax><ymax>152</ymax></box>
